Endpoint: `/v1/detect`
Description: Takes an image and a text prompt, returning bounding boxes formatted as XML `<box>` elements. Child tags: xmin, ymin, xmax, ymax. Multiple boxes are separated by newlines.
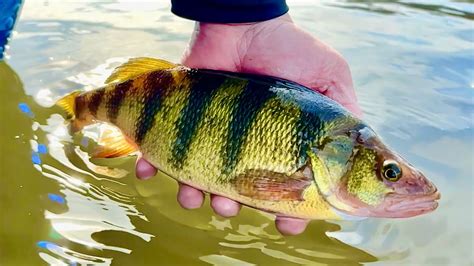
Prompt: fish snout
<box><xmin>395</xmin><ymin>176</ymin><xmax>437</xmax><ymax>196</ymax></box>
<box><xmin>382</xmin><ymin>172</ymin><xmax>440</xmax><ymax>218</ymax></box>
<box><xmin>391</xmin><ymin>165</ymin><xmax>438</xmax><ymax>196</ymax></box>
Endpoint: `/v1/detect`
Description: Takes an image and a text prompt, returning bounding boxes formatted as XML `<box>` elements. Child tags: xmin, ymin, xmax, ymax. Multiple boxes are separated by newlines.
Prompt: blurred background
<box><xmin>0</xmin><ymin>0</ymin><xmax>473</xmax><ymax>265</ymax></box>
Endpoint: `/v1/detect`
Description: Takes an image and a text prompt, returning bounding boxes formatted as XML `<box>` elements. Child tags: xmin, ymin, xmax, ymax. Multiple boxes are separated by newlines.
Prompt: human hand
<box><xmin>136</xmin><ymin>13</ymin><xmax>361</xmax><ymax>235</ymax></box>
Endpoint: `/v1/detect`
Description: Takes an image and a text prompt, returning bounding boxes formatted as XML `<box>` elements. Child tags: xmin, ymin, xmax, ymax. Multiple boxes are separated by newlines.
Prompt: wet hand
<box><xmin>136</xmin><ymin>157</ymin><xmax>310</xmax><ymax>235</ymax></box>
<box><xmin>136</xmin><ymin>13</ymin><xmax>361</xmax><ymax>235</ymax></box>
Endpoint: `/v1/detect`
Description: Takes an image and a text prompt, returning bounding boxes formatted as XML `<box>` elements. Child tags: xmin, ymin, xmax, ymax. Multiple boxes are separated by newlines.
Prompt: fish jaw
<box><xmin>376</xmin><ymin>189</ymin><xmax>440</xmax><ymax>218</ymax></box>
<box><xmin>330</xmin><ymin>184</ymin><xmax>440</xmax><ymax>219</ymax></box>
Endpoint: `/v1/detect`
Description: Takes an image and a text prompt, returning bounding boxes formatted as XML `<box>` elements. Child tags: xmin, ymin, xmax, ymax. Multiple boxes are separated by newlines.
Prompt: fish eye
<box><xmin>382</xmin><ymin>160</ymin><xmax>402</xmax><ymax>182</ymax></box>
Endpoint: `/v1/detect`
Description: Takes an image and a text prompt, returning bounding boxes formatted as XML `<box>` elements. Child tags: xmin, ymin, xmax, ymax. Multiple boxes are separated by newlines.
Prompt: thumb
<box><xmin>321</xmin><ymin>82</ymin><xmax>363</xmax><ymax>118</ymax></box>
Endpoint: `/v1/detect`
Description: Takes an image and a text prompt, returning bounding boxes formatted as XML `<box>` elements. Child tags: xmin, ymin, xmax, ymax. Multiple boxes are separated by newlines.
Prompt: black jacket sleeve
<box><xmin>171</xmin><ymin>0</ymin><xmax>289</xmax><ymax>23</ymax></box>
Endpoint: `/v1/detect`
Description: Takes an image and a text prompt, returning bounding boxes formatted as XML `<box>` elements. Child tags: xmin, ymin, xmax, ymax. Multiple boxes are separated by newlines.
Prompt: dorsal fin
<box><xmin>105</xmin><ymin>57</ymin><xmax>177</xmax><ymax>84</ymax></box>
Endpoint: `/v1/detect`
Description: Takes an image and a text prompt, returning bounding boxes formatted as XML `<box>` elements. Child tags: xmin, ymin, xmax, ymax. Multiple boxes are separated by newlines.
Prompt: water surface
<box><xmin>1</xmin><ymin>1</ymin><xmax>473</xmax><ymax>265</ymax></box>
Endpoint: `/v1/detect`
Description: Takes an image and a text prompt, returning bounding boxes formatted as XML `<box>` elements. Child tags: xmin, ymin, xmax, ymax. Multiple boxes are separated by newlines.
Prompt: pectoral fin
<box><xmin>231</xmin><ymin>167</ymin><xmax>312</xmax><ymax>201</ymax></box>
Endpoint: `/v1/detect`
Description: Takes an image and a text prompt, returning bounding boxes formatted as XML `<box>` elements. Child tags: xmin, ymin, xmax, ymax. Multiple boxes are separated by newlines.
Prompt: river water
<box><xmin>1</xmin><ymin>1</ymin><xmax>473</xmax><ymax>265</ymax></box>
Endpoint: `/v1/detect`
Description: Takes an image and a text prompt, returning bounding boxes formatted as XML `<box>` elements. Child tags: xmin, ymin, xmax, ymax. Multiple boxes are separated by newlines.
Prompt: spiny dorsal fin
<box><xmin>105</xmin><ymin>57</ymin><xmax>177</xmax><ymax>84</ymax></box>
<box><xmin>92</xmin><ymin>128</ymin><xmax>138</xmax><ymax>158</ymax></box>
<box><xmin>231</xmin><ymin>166</ymin><xmax>312</xmax><ymax>201</ymax></box>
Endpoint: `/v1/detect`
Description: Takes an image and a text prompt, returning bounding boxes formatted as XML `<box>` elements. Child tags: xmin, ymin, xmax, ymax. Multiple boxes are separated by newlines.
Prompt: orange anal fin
<box><xmin>92</xmin><ymin>128</ymin><xmax>138</xmax><ymax>158</ymax></box>
<box><xmin>231</xmin><ymin>167</ymin><xmax>312</xmax><ymax>201</ymax></box>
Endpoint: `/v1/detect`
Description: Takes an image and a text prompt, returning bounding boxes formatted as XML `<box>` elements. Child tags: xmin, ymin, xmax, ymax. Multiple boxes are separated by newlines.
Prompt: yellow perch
<box><xmin>57</xmin><ymin>57</ymin><xmax>440</xmax><ymax>220</ymax></box>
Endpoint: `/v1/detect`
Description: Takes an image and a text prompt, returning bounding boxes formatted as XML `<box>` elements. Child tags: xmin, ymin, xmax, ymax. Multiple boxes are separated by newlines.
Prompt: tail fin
<box><xmin>56</xmin><ymin>90</ymin><xmax>88</xmax><ymax>133</ymax></box>
<box><xmin>56</xmin><ymin>91</ymin><xmax>81</xmax><ymax>119</ymax></box>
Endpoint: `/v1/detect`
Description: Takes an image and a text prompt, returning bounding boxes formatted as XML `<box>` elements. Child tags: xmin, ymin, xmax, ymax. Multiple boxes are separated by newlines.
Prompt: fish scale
<box><xmin>56</xmin><ymin>57</ymin><xmax>440</xmax><ymax>220</ymax></box>
<box><xmin>64</xmin><ymin>64</ymin><xmax>352</xmax><ymax>218</ymax></box>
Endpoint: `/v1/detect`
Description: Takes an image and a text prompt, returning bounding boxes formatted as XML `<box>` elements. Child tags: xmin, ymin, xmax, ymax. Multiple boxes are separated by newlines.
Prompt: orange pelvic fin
<box><xmin>92</xmin><ymin>128</ymin><xmax>138</xmax><ymax>158</ymax></box>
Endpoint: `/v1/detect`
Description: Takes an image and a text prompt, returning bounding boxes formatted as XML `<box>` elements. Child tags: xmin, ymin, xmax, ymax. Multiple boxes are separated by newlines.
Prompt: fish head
<box><xmin>313</xmin><ymin>126</ymin><xmax>440</xmax><ymax>219</ymax></box>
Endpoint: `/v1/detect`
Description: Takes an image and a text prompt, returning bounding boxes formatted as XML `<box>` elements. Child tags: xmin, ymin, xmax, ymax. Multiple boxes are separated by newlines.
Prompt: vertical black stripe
<box><xmin>135</xmin><ymin>71</ymin><xmax>173</xmax><ymax>144</ymax></box>
<box><xmin>106</xmin><ymin>80</ymin><xmax>133</xmax><ymax>124</ymax></box>
<box><xmin>295</xmin><ymin>111</ymin><xmax>322</xmax><ymax>166</ymax></box>
<box><xmin>222</xmin><ymin>81</ymin><xmax>275</xmax><ymax>174</ymax></box>
<box><xmin>88</xmin><ymin>89</ymin><xmax>105</xmax><ymax>117</ymax></box>
<box><xmin>171</xmin><ymin>72</ymin><xmax>227</xmax><ymax>168</ymax></box>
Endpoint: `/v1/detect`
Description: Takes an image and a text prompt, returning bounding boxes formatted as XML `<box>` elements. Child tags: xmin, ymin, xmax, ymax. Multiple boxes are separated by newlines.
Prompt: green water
<box><xmin>1</xmin><ymin>1</ymin><xmax>473</xmax><ymax>265</ymax></box>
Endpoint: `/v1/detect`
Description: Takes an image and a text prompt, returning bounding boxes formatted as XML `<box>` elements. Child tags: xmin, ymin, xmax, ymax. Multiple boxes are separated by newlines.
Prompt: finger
<box><xmin>136</xmin><ymin>158</ymin><xmax>157</xmax><ymax>180</ymax></box>
<box><xmin>343</xmin><ymin>101</ymin><xmax>363</xmax><ymax>118</ymax></box>
<box><xmin>210</xmin><ymin>194</ymin><xmax>241</xmax><ymax>217</ymax></box>
<box><xmin>308</xmin><ymin>71</ymin><xmax>362</xmax><ymax>118</ymax></box>
<box><xmin>177</xmin><ymin>183</ymin><xmax>205</xmax><ymax>209</ymax></box>
<box><xmin>317</xmin><ymin>56</ymin><xmax>363</xmax><ymax>118</ymax></box>
<box><xmin>323</xmin><ymin>85</ymin><xmax>363</xmax><ymax>118</ymax></box>
<box><xmin>275</xmin><ymin>216</ymin><xmax>309</xmax><ymax>235</ymax></box>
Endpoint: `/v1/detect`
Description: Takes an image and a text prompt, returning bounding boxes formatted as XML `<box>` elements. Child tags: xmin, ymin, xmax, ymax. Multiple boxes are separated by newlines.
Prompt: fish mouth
<box><xmin>330</xmin><ymin>187</ymin><xmax>441</xmax><ymax>219</ymax></box>
<box><xmin>381</xmin><ymin>189</ymin><xmax>441</xmax><ymax>218</ymax></box>
<box><xmin>384</xmin><ymin>190</ymin><xmax>441</xmax><ymax>218</ymax></box>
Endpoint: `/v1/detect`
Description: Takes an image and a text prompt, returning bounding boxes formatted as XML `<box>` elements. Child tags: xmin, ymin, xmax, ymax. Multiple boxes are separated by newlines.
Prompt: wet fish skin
<box><xmin>57</xmin><ymin>58</ymin><xmax>440</xmax><ymax>220</ymax></box>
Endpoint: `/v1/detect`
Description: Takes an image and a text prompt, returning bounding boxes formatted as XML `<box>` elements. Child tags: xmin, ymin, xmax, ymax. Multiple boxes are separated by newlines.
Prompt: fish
<box><xmin>56</xmin><ymin>57</ymin><xmax>440</xmax><ymax>220</ymax></box>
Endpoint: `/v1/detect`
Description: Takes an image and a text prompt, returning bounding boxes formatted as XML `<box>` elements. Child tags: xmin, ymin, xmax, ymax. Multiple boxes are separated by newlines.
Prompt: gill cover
<box><xmin>309</xmin><ymin>125</ymin><xmax>385</xmax><ymax>214</ymax></box>
<box><xmin>309</xmin><ymin>133</ymin><xmax>355</xmax><ymax>210</ymax></box>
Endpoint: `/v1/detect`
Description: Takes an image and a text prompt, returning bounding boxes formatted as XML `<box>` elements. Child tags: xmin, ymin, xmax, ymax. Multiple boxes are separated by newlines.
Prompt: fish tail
<box><xmin>56</xmin><ymin>90</ymin><xmax>91</xmax><ymax>132</ymax></box>
<box><xmin>56</xmin><ymin>90</ymin><xmax>81</xmax><ymax>119</ymax></box>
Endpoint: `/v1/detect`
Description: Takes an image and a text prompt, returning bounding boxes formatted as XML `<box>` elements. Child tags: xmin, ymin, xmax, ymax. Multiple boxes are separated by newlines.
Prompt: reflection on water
<box><xmin>1</xmin><ymin>62</ymin><xmax>153</xmax><ymax>264</ymax></box>
<box><xmin>1</xmin><ymin>0</ymin><xmax>473</xmax><ymax>265</ymax></box>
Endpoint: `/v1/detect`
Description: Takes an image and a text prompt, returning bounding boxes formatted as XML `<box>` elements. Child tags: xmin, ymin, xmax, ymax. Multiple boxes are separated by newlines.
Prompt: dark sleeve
<box><xmin>0</xmin><ymin>0</ymin><xmax>22</xmax><ymax>58</ymax></box>
<box><xmin>171</xmin><ymin>0</ymin><xmax>288</xmax><ymax>23</ymax></box>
